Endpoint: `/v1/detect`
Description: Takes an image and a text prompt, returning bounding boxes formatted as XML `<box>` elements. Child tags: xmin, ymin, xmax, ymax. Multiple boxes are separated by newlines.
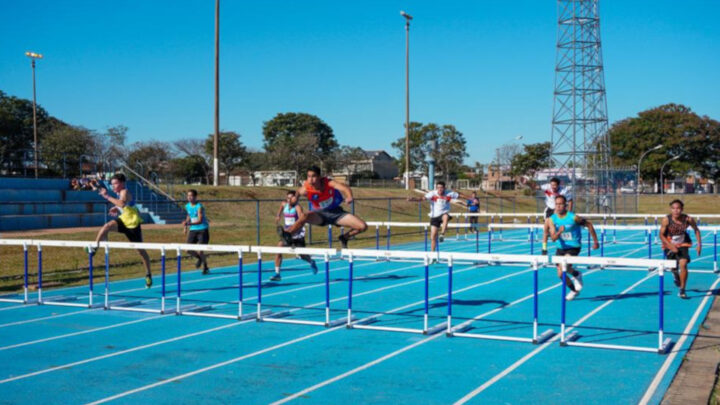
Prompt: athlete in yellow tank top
<box><xmin>88</xmin><ymin>173</ymin><xmax>152</xmax><ymax>288</ymax></box>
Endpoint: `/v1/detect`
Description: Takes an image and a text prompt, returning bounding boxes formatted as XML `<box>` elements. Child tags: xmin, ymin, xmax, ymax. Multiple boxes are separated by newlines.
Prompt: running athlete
<box><xmin>88</xmin><ymin>173</ymin><xmax>152</xmax><ymax>288</ymax></box>
<box><xmin>271</xmin><ymin>190</ymin><xmax>318</xmax><ymax>282</ymax></box>
<box><xmin>466</xmin><ymin>191</ymin><xmax>480</xmax><ymax>233</ymax></box>
<box><xmin>659</xmin><ymin>199</ymin><xmax>701</xmax><ymax>299</ymax></box>
<box><xmin>541</xmin><ymin>177</ymin><xmax>574</xmax><ymax>255</ymax></box>
<box><xmin>547</xmin><ymin>195</ymin><xmax>598</xmax><ymax>301</ymax></box>
<box><xmin>182</xmin><ymin>189</ymin><xmax>210</xmax><ymax>275</ymax></box>
<box><xmin>281</xmin><ymin>166</ymin><xmax>367</xmax><ymax>249</ymax></box>
<box><xmin>408</xmin><ymin>182</ymin><xmax>468</xmax><ymax>252</ymax></box>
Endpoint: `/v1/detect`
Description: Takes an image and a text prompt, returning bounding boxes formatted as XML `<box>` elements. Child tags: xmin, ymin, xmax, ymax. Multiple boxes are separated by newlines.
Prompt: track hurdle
<box><xmin>444</xmin><ymin>251</ymin><xmax>555</xmax><ymax>344</ymax></box>
<box><xmin>556</xmin><ymin>255</ymin><xmax>676</xmax><ymax>354</ymax></box>
<box><xmin>0</xmin><ymin>239</ymin><xmax>34</xmax><ymax>304</ymax></box>
<box><xmin>343</xmin><ymin>248</ymin><xmax>448</xmax><ymax>335</ymax></box>
<box><xmin>253</xmin><ymin>246</ymin><xmax>350</xmax><ymax>327</ymax></box>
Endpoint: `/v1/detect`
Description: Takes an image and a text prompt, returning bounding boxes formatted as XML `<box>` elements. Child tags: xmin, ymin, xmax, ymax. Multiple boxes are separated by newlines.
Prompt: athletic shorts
<box><xmin>116</xmin><ymin>218</ymin><xmax>143</xmax><ymax>243</ymax></box>
<box><xmin>545</xmin><ymin>207</ymin><xmax>555</xmax><ymax>219</ymax></box>
<box><xmin>469</xmin><ymin>216</ymin><xmax>478</xmax><ymax>224</ymax></box>
<box><xmin>281</xmin><ymin>237</ymin><xmax>306</xmax><ymax>248</ymax></box>
<box><xmin>187</xmin><ymin>229</ymin><xmax>210</xmax><ymax>245</ymax></box>
<box><xmin>665</xmin><ymin>247</ymin><xmax>691</xmax><ymax>264</ymax></box>
<box><xmin>430</xmin><ymin>214</ymin><xmax>452</xmax><ymax>228</ymax></box>
<box><xmin>314</xmin><ymin>207</ymin><xmax>348</xmax><ymax>227</ymax></box>
<box><xmin>555</xmin><ymin>247</ymin><xmax>581</xmax><ymax>256</ymax></box>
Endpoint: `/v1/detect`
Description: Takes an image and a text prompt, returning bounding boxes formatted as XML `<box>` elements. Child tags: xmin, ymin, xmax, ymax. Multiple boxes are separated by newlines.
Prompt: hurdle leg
<box><xmin>324</xmin><ymin>253</ymin><xmax>330</xmax><ymax>326</ymax></box>
<box><xmin>560</xmin><ymin>261</ymin><xmax>567</xmax><ymax>345</ymax></box>
<box><xmin>176</xmin><ymin>247</ymin><xmax>182</xmax><ymax>314</ymax></box>
<box><xmin>658</xmin><ymin>265</ymin><xmax>671</xmax><ymax>353</ymax></box>
<box><xmin>446</xmin><ymin>256</ymin><xmax>454</xmax><ymax>334</ymax></box>
<box><xmin>423</xmin><ymin>256</ymin><xmax>429</xmax><ymax>332</ymax></box>
<box><xmin>37</xmin><ymin>244</ymin><xmax>43</xmax><ymax>304</ymax></box>
<box><xmin>257</xmin><ymin>251</ymin><xmax>263</xmax><ymax>319</ymax></box>
<box><xmin>23</xmin><ymin>243</ymin><xmax>29</xmax><ymax>303</ymax></box>
<box><xmin>161</xmin><ymin>248</ymin><xmax>166</xmax><ymax>313</ymax></box>
<box><xmin>347</xmin><ymin>254</ymin><xmax>354</xmax><ymax>327</ymax></box>
<box><xmin>386</xmin><ymin>226</ymin><xmax>391</xmax><ymax>251</ymax></box>
<box><xmin>714</xmin><ymin>231</ymin><xmax>718</xmax><ymax>272</ymax></box>
<box><xmin>238</xmin><ymin>251</ymin><xmax>244</xmax><ymax>319</ymax></box>
<box><xmin>104</xmin><ymin>246</ymin><xmax>110</xmax><ymax>309</ymax></box>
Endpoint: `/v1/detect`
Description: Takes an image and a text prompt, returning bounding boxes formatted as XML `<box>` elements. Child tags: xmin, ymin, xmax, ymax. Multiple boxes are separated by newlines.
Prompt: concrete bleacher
<box><xmin>0</xmin><ymin>178</ymin><xmax>183</xmax><ymax>232</ymax></box>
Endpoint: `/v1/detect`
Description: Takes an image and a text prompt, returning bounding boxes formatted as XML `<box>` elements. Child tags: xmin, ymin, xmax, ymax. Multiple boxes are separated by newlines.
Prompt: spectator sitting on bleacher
<box><xmin>70</xmin><ymin>178</ymin><xmax>82</xmax><ymax>190</ymax></box>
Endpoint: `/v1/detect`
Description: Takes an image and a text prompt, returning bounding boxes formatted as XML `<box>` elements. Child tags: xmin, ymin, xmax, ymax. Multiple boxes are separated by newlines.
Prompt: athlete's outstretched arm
<box><xmin>275</xmin><ymin>202</ymin><xmax>285</xmax><ymax>225</ymax></box>
<box><xmin>546</xmin><ymin>218</ymin><xmax>560</xmax><ymax>242</ymax></box>
<box><xmin>577</xmin><ymin>216</ymin><xmax>599</xmax><ymax>249</ymax></box>
<box><xmin>329</xmin><ymin>179</ymin><xmax>354</xmax><ymax>204</ymax></box>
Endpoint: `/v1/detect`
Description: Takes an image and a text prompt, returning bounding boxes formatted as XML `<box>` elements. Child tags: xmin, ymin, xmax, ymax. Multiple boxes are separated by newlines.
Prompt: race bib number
<box><xmin>317</xmin><ymin>199</ymin><xmax>333</xmax><ymax>209</ymax></box>
<box><xmin>561</xmin><ymin>232</ymin><xmax>573</xmax><ymax>241</ymax></box>
<box><xmin>285</xmin><ymin>217</ymin><xmax>296</xmax><ymax>226</ymax></box>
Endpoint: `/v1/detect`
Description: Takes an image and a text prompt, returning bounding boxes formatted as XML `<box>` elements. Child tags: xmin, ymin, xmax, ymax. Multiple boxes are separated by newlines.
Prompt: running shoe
<box><xmin>565</xmin><ymin>290</ymin><xmax>578</xmax><ymax>301</ymax></box>
<box><xmin>338</xmin><ymin>234</ymin><xmax>350</xmax><ymax>249</ymax></box>
<box><xmin>145</xmin><ymin>274</ymin><xmax>153</xmax><ymax>288</ymax></box>
<box><xmin>202</xmin><ymin>266</ymin><xmax>210</xmax><ymax>275</ymax></box>
<box><xmin>541</xmin><ymin>249</ymin><xmax>548</xmax><ymax>256</ymax></box>
<box><xmin>270</xmin><ymin>274</ymin><xmax>281</xmax><ymax>282</ymax></box>
<box><xmin>679</xmin><ymin>289</ymin><xmax>687</xmax><ymax>299</ymax></box>
<box><xmin>573</xmin><ymin>273</ymin><xmax>583</xmax><ymax>292</ymax></box>
<box><xmin>439</xmin><ymin>234</ymin><xmax>445</xmax><ymax>243</ymax></box>
<box><xmin>310</xmin><ymin>260</ymin><xmax>318</xmax><ymax>275</ymax></box>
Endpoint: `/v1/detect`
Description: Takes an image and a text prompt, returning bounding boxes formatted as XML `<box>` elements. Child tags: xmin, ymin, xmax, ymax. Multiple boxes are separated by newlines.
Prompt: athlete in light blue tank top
<box><xmin>546</xmin><ymin>195</ymin><xmax>599</xmax><ymax>301</ymax></box>
<box><xmin>272</xmin><ymin>191</ymin><xmax>318</xmax><ymax>282</ymax></box>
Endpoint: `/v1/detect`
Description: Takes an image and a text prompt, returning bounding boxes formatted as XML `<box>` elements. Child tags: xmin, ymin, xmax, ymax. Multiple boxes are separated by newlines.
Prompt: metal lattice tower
<box><xmin>550</xmin><ymin>0</ymin><xmax>612</xmax><ymax>212</ymax></box>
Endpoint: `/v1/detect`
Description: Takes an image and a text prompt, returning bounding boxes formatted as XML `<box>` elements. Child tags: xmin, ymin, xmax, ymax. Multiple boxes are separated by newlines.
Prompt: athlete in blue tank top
<box><xmin>182</xmin><ymin>189</ymin><xmax>210</xmax><ymax>274</ymax></box>
<box><xmin>546</xmin><ymin>195</ymin><xmax>599</xmax><ymax>301</ymax></box>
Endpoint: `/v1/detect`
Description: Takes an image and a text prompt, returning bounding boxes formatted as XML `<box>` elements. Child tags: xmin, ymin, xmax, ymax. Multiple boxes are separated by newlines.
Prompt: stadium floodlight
<box><xmin>401</xmin><ymin>11</ymin><xmax>413</xmax><ymax>190</ymax></box>
<box><xmin>25</xmin><ymin>51</ymin><xmax>43</xmax><ymax>179</ymax></box>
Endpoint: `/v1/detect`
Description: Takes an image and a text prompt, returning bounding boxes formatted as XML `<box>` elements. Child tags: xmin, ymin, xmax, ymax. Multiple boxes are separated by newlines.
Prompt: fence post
<box><xmin>387</xmin><ymin>199</ymin><xmax>391</xmax><ymax>222</ymax></box>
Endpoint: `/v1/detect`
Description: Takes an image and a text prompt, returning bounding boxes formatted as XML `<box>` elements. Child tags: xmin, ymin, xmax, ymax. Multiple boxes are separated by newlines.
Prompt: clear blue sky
<box><xmin>1</xmin><ymin>0</ymin><xmax>718</xmax><ymax>164</ymax></box>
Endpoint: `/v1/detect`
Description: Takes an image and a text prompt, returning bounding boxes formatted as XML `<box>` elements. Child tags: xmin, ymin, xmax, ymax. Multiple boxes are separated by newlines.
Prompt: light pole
<box><xmin>213</xmin><ymin>0</ymin><xmax>220</xmax><ymax>186</ymax></box>
<box><xmin>25</xmin><ymin>51</ymin><xmax>43</xmax><ymax>179</ymax></box>
<box><xmin>636</xmin><ymin>144</ymin><xmax>663</xmax><ymax>211</ymax></box>
<box><xmin>660</xmin><ymin>155</ymin><xmax>680</xmax><ymax>201</ymax></box>
<box><xmin>401</xmin><ymin>10</ymin><xmax>412</xmax><ymax>190</ymax></box>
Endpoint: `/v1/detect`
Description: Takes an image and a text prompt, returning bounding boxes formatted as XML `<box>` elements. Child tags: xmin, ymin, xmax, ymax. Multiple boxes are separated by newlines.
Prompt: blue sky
<box><xmin>1</xmin><ymin>0</ymin><xmax>718</xmax><ymax>164</ymax></box>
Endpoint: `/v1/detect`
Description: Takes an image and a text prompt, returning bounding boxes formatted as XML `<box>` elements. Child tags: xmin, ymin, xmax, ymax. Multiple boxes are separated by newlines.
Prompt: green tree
<box><xmin>391</xmin><ymin>121</ymin><xmax>426</xmax><ymax>174</ymax></box>
<box><xmin>608</xmin><ymin>103</ymin><xmax>720</xmax><ymax>185</ymax></box>
<box><xmin>170</xmin><ymin>155</ymin><xmax>208</xmax><ymax>184</ymax></box>
<box><xmin>334</xmin><ymin>146</ymin><xmax>369</xmax><ymax>179</ymax></box>
<box><xmin>127</xmin><ymin>141</ymin><xmax>173</xmax><ymax>177</ymax></box>
<box><xmin>509</xmin><ymin>142</ymin><xmax>552</xmax><ymax>179</ymax></box>
<box><xmin>204</xmin><ymin>131</ymin><xmax>247</xmax><ymax>184</ymax></box>
<box><xmin>429</xmin><ymin>124</ymin><xmax>468</xmax><ymax>183</ymax></box>
<box><xmin>41</xmin><ymin>124</ymin><xmax>97</xmax><ymax>176</ymax></box>
<box><xmin>0</xmin><ymin>90</ymin><xmax>51</xmax><ymax>169</ymax></box>
<box><xmin>263</xmin><ymin>113</ymin><xmax>338</xmax><ymax>173</ymax></box>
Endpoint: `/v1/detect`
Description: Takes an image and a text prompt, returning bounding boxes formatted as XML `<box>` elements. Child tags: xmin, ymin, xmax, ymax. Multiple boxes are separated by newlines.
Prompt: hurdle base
<box><xmin>327</xmin><ymin>316</ymin><xmax>355</xmax><ymax>328</ymax></box>
<box><xmin>659</xmin><ymin>338</ymin><xmax>673</xmax><ymax>354</ymax></box>
<box><xmin>346</xmin><ymin>318</ymin><xmax>378</xmax><ymax>328</ymax></box>
<box><xmin>448</xmin><ymin>323</ymin><xmax>473</xmax><ymax>335</ymax></box>
<box><xmin>564</xmin><ymin>340</ymin><xmax>663</xmax><ymax>354</ymax></box>
<box><xmin>423</xmin><ymin>321</ymin><xmax>448</xmax><ymax>336</ymax></box>
<box><xmin>352</xmin><ymin>324</ymin><xmax>424</xmax><ymax>334</ymax></box>
<box><xmin>559</xmin><ymin>331</ymin><xmax>579</xmax><ymax>346</ymax></box>
<box><xmin>532</xmin><ymin>329</ymin><xmax>556</xmax><ymax>344</ymax></box>
<box><xmin>257</xmin><ymin>310</ymin><xmax>292</xmax><ymax>322</ymax></box>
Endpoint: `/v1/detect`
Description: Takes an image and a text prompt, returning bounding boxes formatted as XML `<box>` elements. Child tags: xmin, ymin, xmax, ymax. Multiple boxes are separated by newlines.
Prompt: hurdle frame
<box><xmin>557</xmin><ymin>255</ymin><xmax>676</xmax><ymax>354</ymax></box>
<box><xmin>0</xmin><ymin>240</ymin><xmax>34</xmax><ymax>304</ymax></box>
<box><xmin>443</xmin><ymin>251</ymin><xmax>555</xmax><ymax>344</ymax></box>
<box><xmin>254</xmin><ymin>246</ymin><xmax>350</xmax><ymax>327</ymax></box>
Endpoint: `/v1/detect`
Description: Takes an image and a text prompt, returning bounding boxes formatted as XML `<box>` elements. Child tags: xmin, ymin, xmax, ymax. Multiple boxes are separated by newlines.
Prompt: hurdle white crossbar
<box><xmin>343</xmin><ymin>249</ymin><xmax>449</xmax><ymax>335</ymax></box>
<box><xmin>0</xmin><ymin>239</ymin><xmax>34</xmax><ymax>304</ymax></box>
<box><xmin>557</xmin><ymin>256</ymin><xmax>676</xmax><ymax>354</ymax></box>
<box><xmin>253</xmin><ymin>246</ymin><xmax>353</xmax><ymax>327</ymax></box>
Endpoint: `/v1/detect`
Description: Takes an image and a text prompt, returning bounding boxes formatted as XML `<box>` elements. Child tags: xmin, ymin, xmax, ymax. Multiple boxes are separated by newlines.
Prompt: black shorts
<box><xmin>314</xmin><ymin>207</ymin><xmax>349</xmax><ymax>227</ymax></box>
<box><xmin>556</xmin><ymin>247</ymin><xmax>581</xmax><ymax>256</ymax></box>
<box><xmin>469</xmin><ymin>216</ymin><xmax>478</xmax><ymax>224</ymax></box>
<box><xmin>665</xmin><ymin>247</ymin><xmax>691</xmax><ymax>264</ymax></box>
<box><xmin>187</xmin><ymin>229</ymin><xmax>210</xmax><ymax>245</ymax></box>
<box><xmin>116</xmin><ymin>218</ymin><xmax>143</xmax><ymax>243</ymax></box>
<box><xmin>281</xmin><ymin>237</ymin><xmax>306</xmax><ymax>248</ymax></box>
<box><xmin>545</xmin><ymin>207</ymin><xmax>555</xmax><ymax>219</ymax></box>
<box><xmin>430</xmin><ymin>214</ymin><xmax>452</xmax><ymax>228</ymax></box>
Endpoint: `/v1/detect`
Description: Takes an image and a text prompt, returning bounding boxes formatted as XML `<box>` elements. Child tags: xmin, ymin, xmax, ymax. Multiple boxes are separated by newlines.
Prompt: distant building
<box><xmin>482</xmin><ymin>165</ymin><xmax>515</xmax><ymax>191</ymax></box>
<box><xmin>334</xmin><ymin>150</ymin><xmax>399</xmax><ymax>180</ymax></box>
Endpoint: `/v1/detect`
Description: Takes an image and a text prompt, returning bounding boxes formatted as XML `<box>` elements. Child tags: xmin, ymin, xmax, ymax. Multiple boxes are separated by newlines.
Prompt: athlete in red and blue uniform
<box><xmin>282</xmin><ymin>166</ymin><xmax>367</xmax><ymax>248</ymax></box>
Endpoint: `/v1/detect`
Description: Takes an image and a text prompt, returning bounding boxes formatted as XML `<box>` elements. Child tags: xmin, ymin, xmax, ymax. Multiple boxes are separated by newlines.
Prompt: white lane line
<box><xmin>638</xmin><ymin>276</ymin><xmax>720</xmax><ymax>405</ymax></box>
<box><xmin>83</xmin><ymin>264</ymin><xmax>527</xmax><ymax>403</ymax></box>
<box><xmin>0</xmin><ymin>316</ymin><xmax>162</xmax><ymax>351</ymax></box>
<box><xmin>453</xmin><ymin>273</ymin><xmax>655</xmax><ymax>404</ymax></box>
<box><xmin>0</xmin><ymin>260</ymin><xmax>482</xmax><ymax>383</ymax></box>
